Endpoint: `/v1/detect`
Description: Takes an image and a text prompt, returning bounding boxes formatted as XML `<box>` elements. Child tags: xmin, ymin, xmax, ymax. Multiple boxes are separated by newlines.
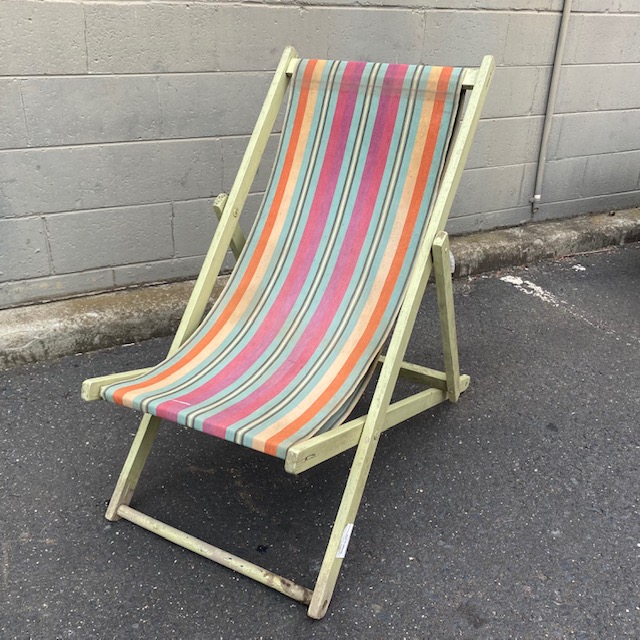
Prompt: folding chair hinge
<box><xmin>213</xmin><ymin>192</ymin><xmax>246</xmax><ymax>260</ymax></box>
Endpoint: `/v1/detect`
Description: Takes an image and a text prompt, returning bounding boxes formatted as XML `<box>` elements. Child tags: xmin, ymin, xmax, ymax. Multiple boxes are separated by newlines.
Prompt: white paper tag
<box><xmin>336</xmin><ymin>523</ymin><xmax>354</xmax><ymax>558</ymax></box>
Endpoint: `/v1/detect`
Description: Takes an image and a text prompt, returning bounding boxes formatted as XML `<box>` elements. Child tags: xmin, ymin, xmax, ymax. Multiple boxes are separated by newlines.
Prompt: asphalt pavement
<box><xmin>1</xmin><ymin>243</ymin><xmax>638</xmax><ymax>639</ymax></box>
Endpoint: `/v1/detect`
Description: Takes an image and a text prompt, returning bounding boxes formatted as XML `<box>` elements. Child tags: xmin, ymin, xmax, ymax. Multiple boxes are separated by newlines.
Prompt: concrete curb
<box><xmin>2</xmin><ymin>208</ymin><xmax>639</xmax><ymax>370</ymax></box>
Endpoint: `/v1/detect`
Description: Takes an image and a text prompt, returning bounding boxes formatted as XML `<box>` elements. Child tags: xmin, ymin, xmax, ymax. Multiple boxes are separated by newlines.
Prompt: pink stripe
<box><xmin>155</xmin><ymin>61</ymin><xmax>367</xmax><ymax>426</ymax></box>
<box><xmin>197</xmin><ymin>65</ymin><xmax>409</xmax><ymax>432</ymax></box>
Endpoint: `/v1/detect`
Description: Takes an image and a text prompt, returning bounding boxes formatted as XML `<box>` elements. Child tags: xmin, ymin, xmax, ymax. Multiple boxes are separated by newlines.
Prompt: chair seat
<box><xmin>103</xmin><ymin>59</ymin><xmax>463</xmax><ymax>459</ymax></box>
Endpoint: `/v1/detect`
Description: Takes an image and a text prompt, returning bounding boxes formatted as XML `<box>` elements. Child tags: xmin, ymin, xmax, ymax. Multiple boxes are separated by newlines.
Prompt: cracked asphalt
<box><xmin>1</xmin><ymin>244</ymin><xmax>638</xmax><ymax>638</ymax></box>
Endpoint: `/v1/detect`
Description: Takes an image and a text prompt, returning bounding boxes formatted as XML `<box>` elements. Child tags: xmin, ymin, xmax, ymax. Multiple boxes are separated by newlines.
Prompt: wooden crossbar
<box><xmin>117</xmin><ymin>505</ymin><xmax>313</xmax><ymax>604</ymax></box>
<box><xmin>380</xmin><ymin>357</ymin><xmax>450</xmax><ymax>390</ymax></box>
<box><xmin>285</xmin><ymin>372</ymin><xmax>470</xmax><ymax>475</ymax></box>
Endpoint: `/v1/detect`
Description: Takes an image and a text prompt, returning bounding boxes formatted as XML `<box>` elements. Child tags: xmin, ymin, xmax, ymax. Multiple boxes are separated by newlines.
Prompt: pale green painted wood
<box><xmin>285</xmin><ymin>387</ymin><xmax>448</xmax><ymax>475</ymax></box>
<box><xmin>461</xmin><ymin>68</ymin><xmax>479</xmax><ymax>89</ymax></box>
<box><xmin>118</xmin><ymin>505</ymin><xmax>313</xmax><ymax>604</ymax></box>
<box><xmin>81</xmin><ymin>367</ymin><xmax>153</xmax><ymax>401</ymax></box>
<box><xmin>213</xmin><ymin>193</ymin><xmax>247</xmax><ymax>260</ymax></box>
<box><xmin>433</xmin><ymin>231</ymin><xmax>462</xmax><ymax>402</ymax></box>
<box><xmin>105</xmin><ymin>413</ymin><xmax>161</xmax><ymax>521</ymax></box>
<box><xmin>378</xmin><ymin>356</ymin><xmax>464</xmax><ymax>391</ymax></box>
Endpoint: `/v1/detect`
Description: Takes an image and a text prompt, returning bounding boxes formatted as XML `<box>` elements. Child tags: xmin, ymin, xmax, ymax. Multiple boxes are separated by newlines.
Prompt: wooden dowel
<box><xmin>117</xmin><ymin>505</ymin><xmax>313</xmax><ymax>605</ymax></box>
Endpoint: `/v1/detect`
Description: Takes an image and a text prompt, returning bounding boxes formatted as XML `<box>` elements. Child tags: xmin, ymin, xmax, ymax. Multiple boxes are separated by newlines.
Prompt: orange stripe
<box><xmin>263</xmin><ymin>67</ymin><xmax>452</xmax><ymax>456</ymax></box>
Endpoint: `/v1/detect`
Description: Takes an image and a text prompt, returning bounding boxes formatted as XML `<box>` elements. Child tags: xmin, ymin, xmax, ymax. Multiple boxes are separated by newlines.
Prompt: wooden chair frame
<box><xmin>82</xmin><ymin>46</ymin><xmax>494</xmax><ymax>619</ymax></box>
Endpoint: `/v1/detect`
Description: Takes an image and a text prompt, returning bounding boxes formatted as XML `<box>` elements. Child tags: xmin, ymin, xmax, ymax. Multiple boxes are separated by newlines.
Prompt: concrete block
<box><xmin>173</xmin><ymin>199</ymin><xmax>219</xmax><ymax>259</ymax></box>
<box><xmin>573</xmin><ymin>0</ymin><xmax>640</xmax><ymax>11</ymax></box>
<box><xmin>325</xmin><ymin>8</ymin><xmax>424</xmax><ymax>62</ymax></box>
<box><xmin>20</xmin><ymin>76</ymin><xmax>162</xmax><ymax>147</ymax></box>
<box><xmin>101</xmin><ymin>139</ymin><xmax>223</xmax><ymax>208</ymax></box>
<box><xmin>536</xmin><ymin>191</ymin><xmax>640</xmax><ymax>222</ymax></box>
<box><xmin>504</xmin><ymin>12</ymin><xmax>561</xmax><ymax>66</ymax></box>
<box><xmin>423</xmin><ymin>11</ymin><xmax>509</xmax><ymax>67</ymax></box>
<box><xmin>482</xmin><ymin>66</ymin><xmax>550</xmax><ymax>119</ymax></box>
<box><xmin>285</xmin><ymin>0</ymin><xmax>560</xmax><ymax>7</ymax></box>
<box><xmin>573</xmin><ymin>0</ymin><xmax>640</xmax><ymax>13</ymax></box>
<box><xmin>451</xmin><ymin>164</ymin><xmax>526</xmax><ymax>218</ymax></box>
<box><xmin>541</xmin><ymin>157</ymin><xmax>587</xmax><ymax>202</ymax></box>
<box><xmin>113</xmin><ymin>256</ymin><xmax>205</xmax><ymax>288</ymax></box>
<box><xmin>582</xmin><ymin>151</ymin><xmax>640</xmax><ymax>199</ymax></box>
<box><xmin>467</xmin><ymin>116</ymin><xmax>543</xmax><ymax>169</ymax></box>
<box><xmin>0</xmin><ymin>146</ymin><xmax>109</xmax><ymax>217</ymax></box>
<box><xmin>430</xmin><ymin>0</ymin><xmax>559</xmax><ymax>8</ymax></box>
<box><xmin>544</xmin><ymin>117</ymin><xmax>563</xmax><ymax>167</ymax></box>
<box><xmin>216</xmin><ymin>6</ymin><xmax>329</xmax><ymax>71</ymax></box>
<box><xmin>0</xmin><ymin>217</ymin><xmax>49</xmax><ymax>282</ymax></box>
<box><xmin>552</xmin><ymin>110</ymin><xmax>640</xmax><ymax>159</ymax></box>
<box><xmin>85</xmin><ymin>3</ymin><xmax>218</xmax><ymax>74</ymax></box>
<box><xmin>0</xmin><ymin>1</ymin><xmax>86</xmax><ymax>75</ymax></box>
<box><xmin>0</xmin><ymin>139</ymin><xmax>223</xmax><ymax>217</ymax></box>
<box><xmin>221</xmin><ymin>134</ymin><xmax>279</xmax><ymax>195</ymax></box>
<box><xmin>46</xmin><ymin>204</ymin><xmax>173</xmax><ymax>274</ymax></box>
<box><xmin>157</xmin><ymin>73</ymin><xmax>272</xmax><ymax>139</ymax></box>
<box><xmin>519</xmin><ymin>161</ymin><xmax>537</xmax><ymax>207</ymax></box>
<box><xmin>0</xmin><ymin>269</ymin><xmax>114</xmax><ymax>310</ymax></box>
<box><xmin>446</xmin><ymin>206</ymin><xmax>531</xmax><ymax>236</ymax></box>
<box><xmin>565</xmin><ymin>14</ymin><xmax>640</xmax><ymax>64</ymax></box>
<box><xmin>556</xmin><ymin>64</ymin><xmax>640</xmax><ymax>114</ymax></box>
<box><xmin>0</xmin><ymin>80</ymin><xmax>28</xmax><ymax>149</ymax></box>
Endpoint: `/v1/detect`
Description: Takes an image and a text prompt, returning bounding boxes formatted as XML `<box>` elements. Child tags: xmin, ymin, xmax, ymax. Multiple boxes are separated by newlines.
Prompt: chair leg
<box><xmin>432</xmin><ymin>231</ymin><xmax>462</xmax><ymax>402</ymax></box>
<box><xmin>105</xmin><ymin>414</ymin><xmax>161</xmax><ymax>521</ymax></box>
<box><xmin>307</xmin><ymin>419</ymin><xmax>383</xmax><ymax>619</ymax></box>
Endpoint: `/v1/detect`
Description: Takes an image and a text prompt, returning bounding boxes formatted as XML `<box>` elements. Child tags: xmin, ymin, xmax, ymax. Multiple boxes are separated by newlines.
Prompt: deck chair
<box><xmin>82</xmin><ymin>46</ymin><xmax>494</xmax><ymax>619</ymax></box>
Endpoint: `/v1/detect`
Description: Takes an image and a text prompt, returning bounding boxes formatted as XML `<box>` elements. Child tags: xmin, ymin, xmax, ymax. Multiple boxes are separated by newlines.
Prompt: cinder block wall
<box><xmin>1</xmin><ymin>0</ymin><xmax>639</xmax><ymax>308</ymax></box>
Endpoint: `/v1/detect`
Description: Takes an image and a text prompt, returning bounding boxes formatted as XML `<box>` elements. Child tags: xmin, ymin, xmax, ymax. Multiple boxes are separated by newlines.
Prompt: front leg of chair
<box><xmin>307</xmin><ymin>418</ymin><xmax>384</xmax><ymax>619</ymax></box>
<box><xmin>105</xmin><ymin>413</ymin><xmax>161</xmax><ymax>521</ymax></box>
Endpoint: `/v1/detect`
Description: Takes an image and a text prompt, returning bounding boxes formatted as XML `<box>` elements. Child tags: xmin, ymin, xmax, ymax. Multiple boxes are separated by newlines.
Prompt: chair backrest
<box><xmin>105</xmin><ymin>59</ymin><xmax>464</xmax><ymax>458</ymax></box>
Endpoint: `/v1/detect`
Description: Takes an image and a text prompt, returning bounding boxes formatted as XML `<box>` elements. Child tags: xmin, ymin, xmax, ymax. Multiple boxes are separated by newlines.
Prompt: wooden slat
<box><xmin>81</xmin><ymin>367</ymin><xmax>153</xmax><ymax>401</ymax></box>
<box><xmin>286</xmin><ymin>58</ymin><xmax>300</xmax><ymax>76</ymax></box>
<box><xmin>285</xmin><ymin>388</ymin><xmax>447</xmax><ymax>475</ymax></box>
<box><xmin>379</xmin><ymin>357</ymin><xmax>447</xmax><ymax>390</ymax></box>
<box><xmin>118</xmin><ymin>505</ymin><xmax>313</xmax><ymax>605</ymax></box>
<box><xmin>461</xmin><ymin>68</ymin><xmax>478</xmax><ymax>89</ymax></box>
<box><xmin>105</xmin><ymin>414</ymin><xmax>161</xmax><ymax>520</ymax></box>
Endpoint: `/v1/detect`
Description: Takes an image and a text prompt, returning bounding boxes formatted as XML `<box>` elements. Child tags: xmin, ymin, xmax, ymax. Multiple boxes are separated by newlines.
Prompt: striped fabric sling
<box><xmin>103</xmin><ymin>59</ymin><xmax>464</xmax><ymax>460</ymax></box>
